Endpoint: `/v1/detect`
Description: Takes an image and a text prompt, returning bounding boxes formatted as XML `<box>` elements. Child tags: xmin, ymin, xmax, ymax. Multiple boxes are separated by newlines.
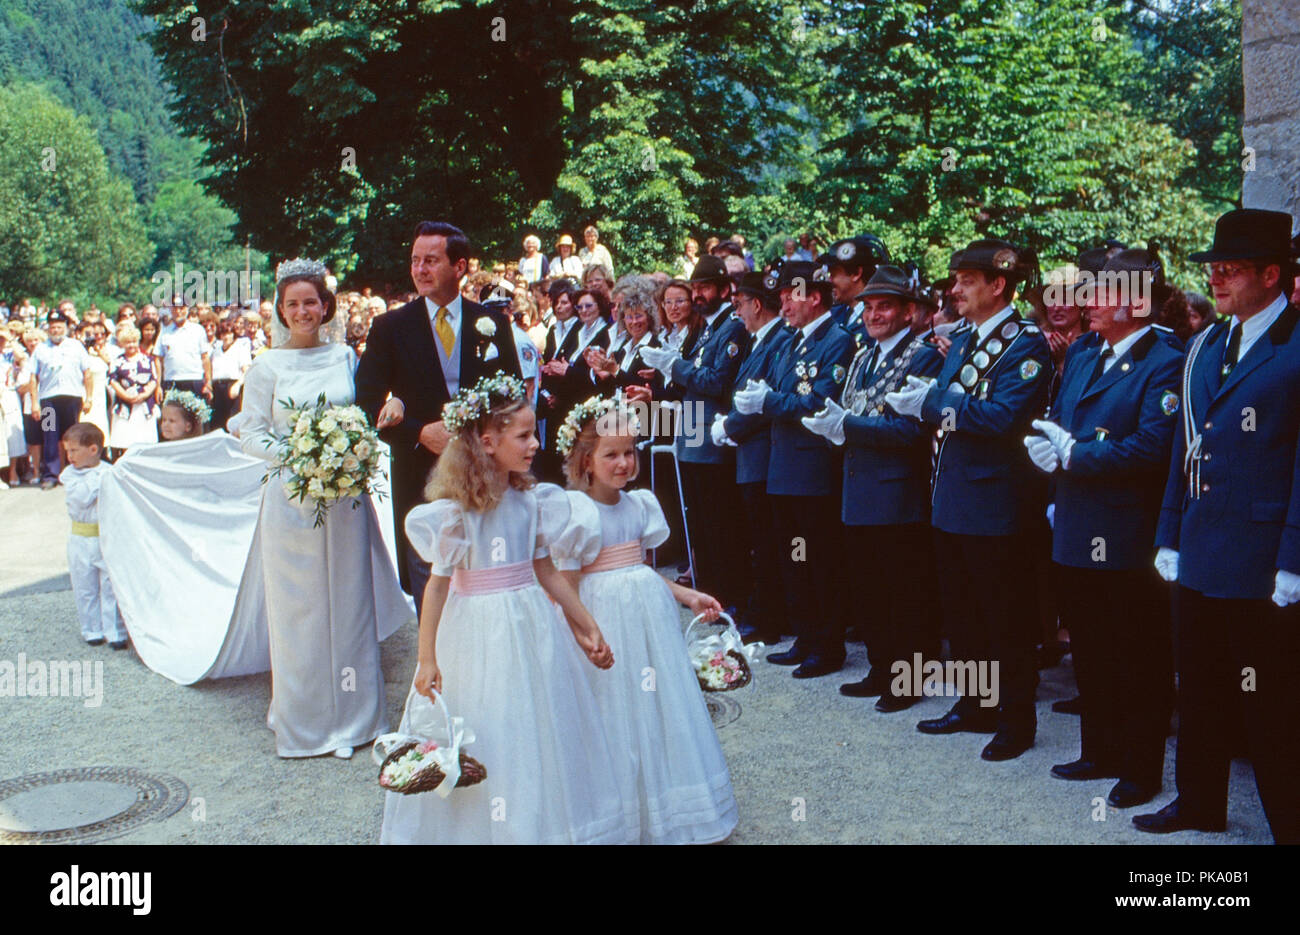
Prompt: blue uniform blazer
<box><xmin>722</xmin><ymin>323</ymin><xmax>795</xmax><ymax>485</ymax></box>
<box><xmin>668</xmin><ymin>311</ymin><xmax>750</xmax><ymax>464</ymax></box>
<box><xmin>1155</xmin><ymin>305</ymin><xmax>1300</xmax><ymax>599</ymax></box>
<box><xmin>1049</xmin><ymin>329</ymin><xmax>1184</xmax><ymax>569</ymax></box>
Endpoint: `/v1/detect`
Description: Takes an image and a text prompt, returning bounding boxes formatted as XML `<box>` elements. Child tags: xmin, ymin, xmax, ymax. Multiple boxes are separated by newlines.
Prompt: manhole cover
<box><xmin>707</xmin><ymin>694</ymin><xmax>742</xmax><ymax>728</ymax></box>
<box><xmin>0</xmin><ymin>767</ymin><xmax>188</xmax><ymax>844</ymax></box>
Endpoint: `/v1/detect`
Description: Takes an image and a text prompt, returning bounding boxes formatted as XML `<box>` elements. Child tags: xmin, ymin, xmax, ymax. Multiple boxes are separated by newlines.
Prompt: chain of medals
<box><xmin>931</xmin><ymin>316</ymin><xmax>1032</xmax><ymax>470</ymax></box>
<box><xmin>840</xmin><ymin>333</ymin><xmax>923</xmax><ymax>415</ymax></box>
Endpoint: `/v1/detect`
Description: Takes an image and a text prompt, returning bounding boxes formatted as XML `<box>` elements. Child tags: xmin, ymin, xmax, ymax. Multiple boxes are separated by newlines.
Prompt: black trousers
<box><xmin>934</xmin><ymin>530</ymin><xmax>1038</xmax><ymax>734</ymax></box>
<box><xmin>39</xmin><ymin>395</ymin><xmax>83</xmax><ymax>480</ymax></box>
<box><xmin>737</xmin><ymin>481</ymin><xmax>783</xmax><ymax>637</ymax></box>
<box><xmin>845</xmin><ymin>523</ymin><xmax>941</xmax><ymax>688</ymax></box>
<box><xmin>1055</xmin><ymin>564</ymin><xmax>1173</xmax><ymax>789</ymax></box>
<box><xmin>771</xmin><ymin>493</ymin><xmax>844</xmax><ymax>660</ymax></box>
<box><xmin>680</xmin><ymin>460</ymin><xmax>745</xmax><ymax>607</ymax></box>
<box><xmin>210</xmin><ymin>378</ymin><xmax>237</xmax><ymax>431</ymax></box>
<box><xmin>163</xmin><ymin>378</ymin><xmax>205</xmax><ymax>397</ymax></box>
<box><xmin>1174</xmin><ymin>587</ymin><xmax>1300</xmax><ymax>843</ymax></box>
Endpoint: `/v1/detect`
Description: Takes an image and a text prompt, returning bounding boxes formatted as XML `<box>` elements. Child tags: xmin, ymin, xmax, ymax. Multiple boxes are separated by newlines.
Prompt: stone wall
<box><xmin>1242</xmin><ymin>0</ymin><xmax>1300</xmax><ymax>228</ymax></box>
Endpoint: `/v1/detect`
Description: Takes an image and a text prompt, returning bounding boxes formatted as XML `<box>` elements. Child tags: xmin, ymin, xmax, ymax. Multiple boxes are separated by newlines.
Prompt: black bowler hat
<box><xmin>948</xmin><ymin>238</ymin><xmax>1029</xmax><ymax>280</ymax></box>
<box><xmin>1189</xmin><ymin>208</ymin><xmax>1296</xmax><ymax>263</ymax></box>
<box><xmin>860</xmin><ymin>265</ymin><xmax>914</xmax><ymax>300</ymax></box>
<box><xmin>736</xmin><ymin>270</ymin><xmax>774</xmax><ymax>298</ymax></box>
<box><xmin>825</xmin><ymin>235</ymin><xmax>889</xmax><ymax>271</ymax></box>
<box><xmin>689</xmin><ymin>255</ymin><xmax>730</xmax><ymax>283</ymax></box>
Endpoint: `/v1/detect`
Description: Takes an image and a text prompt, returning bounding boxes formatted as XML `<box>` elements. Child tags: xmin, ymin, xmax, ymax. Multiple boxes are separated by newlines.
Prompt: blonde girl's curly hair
<box><xmin>562</xmin><ymin>408</ymin><xmax>641</xmax><ymax>493</ymax></box>
<box><xmin>423</xmin><ymin>397</ymin><xmax>536</xmax><ymax>512</ymax></box>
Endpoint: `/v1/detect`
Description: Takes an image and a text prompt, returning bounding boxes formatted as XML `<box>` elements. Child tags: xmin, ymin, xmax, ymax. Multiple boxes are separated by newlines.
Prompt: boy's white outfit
<box><xmin>60</xmin><ymin>461</ymin><xmax>127</xmax><ymax>643</ymax></box>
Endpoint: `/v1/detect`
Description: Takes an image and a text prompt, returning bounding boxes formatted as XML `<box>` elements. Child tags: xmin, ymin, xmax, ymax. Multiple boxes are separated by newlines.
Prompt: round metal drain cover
<box><xmin>707</xmin><ymin>694</ymin><xmax>742</xmax><ymax>728</ymax></box>
<box><xmin>0</xmin><ymin>767</ymin><xmax>188</xmax><ymax>844</ymax></box>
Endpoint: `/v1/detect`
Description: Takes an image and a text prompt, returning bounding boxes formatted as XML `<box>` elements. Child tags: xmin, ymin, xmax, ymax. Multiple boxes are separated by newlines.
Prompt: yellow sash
<box><xmin>70</xmin><ymin>521</ymin><xmax>99</xmax><ymax>537</ymax></box>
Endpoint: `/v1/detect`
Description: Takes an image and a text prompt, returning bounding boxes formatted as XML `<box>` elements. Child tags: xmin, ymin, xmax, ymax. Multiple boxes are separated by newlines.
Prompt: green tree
<box><xmin>0</xmin><ymin>83</ymin><xmax>153</xmax><ymax>300</ymax></box>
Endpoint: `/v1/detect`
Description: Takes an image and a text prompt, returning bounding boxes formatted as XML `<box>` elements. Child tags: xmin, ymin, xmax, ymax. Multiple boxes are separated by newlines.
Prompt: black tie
<box><xmin>1085</xmin><ymin>347</ymin><xmax>1111</xmax><ymax>389</ymax></box>
<box><xmin>864</xmin><ymin>346</ymin><xmax>880</xmax><ymax>381</ymax></box>
<box><xmin>1221</xmin><ymin>323</ymin><xmax>1241</xmax><ymax>380</ymax></box>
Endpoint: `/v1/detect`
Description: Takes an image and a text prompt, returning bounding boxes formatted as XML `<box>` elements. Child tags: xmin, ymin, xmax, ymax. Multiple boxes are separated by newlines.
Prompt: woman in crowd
<box><xmin>657</xmin><ymin>278</ymin><xmax>703</xmax><ymax>356</ymax></box>
<box><xmin>210</xmin><ymin>318</ymin><xmax>252</xmax><ymax>431</ymax></box>
<box><xmin>106</xmin><ymin>323</ymin><xmax>160</xmax><ymax>453</ymax></box>
<box><xmin>77</xmin><ymin>321</ymin><xmax>113</xmax><ymax>444</ymax></box>
<box><xmin>16</xmin><ymin>328</ymin><xmax>44</xmax><ymax>480</ymax></box>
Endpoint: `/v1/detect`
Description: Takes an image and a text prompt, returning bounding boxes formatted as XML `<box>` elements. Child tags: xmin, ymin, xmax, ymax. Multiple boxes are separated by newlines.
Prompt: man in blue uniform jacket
<box><xmin>641</xmin><ymin>256</ymin><xmax>750</xmax><ymax>611</ymax></box>
<box><xmin>1137</xmin><ymin>208</ymin><xmax>1300</xmax><ymax>843</ymax></box>
<box><xmin>715</xmin><ymin>271</ymin><xmax>795</xmax><ymax>645</ymax></box>
<box><xmin>886</xmin><ymin>239</ymin><xmax>1051</xmax><ymax>761</ymax></box>
<box><xmin>1027</xmin><ymin>247</ymin><xmax>1183</xmax><ymax>809</ymax></box>
<box><xmin>803</xmin><ymin>265</ymin><xmax>944</xmax><ymax>710</ymax></box>
<box><xmin>733</xmin><ymin>261</ymin><xmax>856</xmax><ymax>678</ymax></box>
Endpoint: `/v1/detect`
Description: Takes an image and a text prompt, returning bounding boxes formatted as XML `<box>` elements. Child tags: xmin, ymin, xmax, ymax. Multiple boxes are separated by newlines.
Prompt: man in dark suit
<box><xmin>1027</xmin><ymin>247</ymin><xmax>1183</xmax><ymax>808</ymax></box>
<box><xmin>803</xmin><ymin>265</ymin><xmax>944</xmax><ymax>709</ymax></box>
<box><xmin>355</xmin><ymin>221</ymin><xmax>520</xmax><ymax>597</ymax></box>
<box><xmin>534</xmin><ymin>279</ymin><xmax>580</xmax><ymax>481</ymax></box>
<box><xmin>1138</xmin><ymin>208</ymin><xmax>1300</xmax><ymax>843</ymax></box>
<box><xmin>716</xmin><ymin>271</ymin><xmax>794</xmax><ymax>645</ymax></box>
<box><xmin>732</xmin><ymin>261</ymin><xmax>856</xmax><ymax>678</ymax></box>
<box><xmin>886</xmin><ymin>239</ymin><xmax>1051</xmax><ymax>760</ymax></box>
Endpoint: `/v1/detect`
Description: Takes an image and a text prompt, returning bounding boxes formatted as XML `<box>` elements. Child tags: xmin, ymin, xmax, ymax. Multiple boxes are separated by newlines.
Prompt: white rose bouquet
<box><xmin>265</xmin><ymin>393</ymin><xmax>385</xmax><ymax>527</ymax></box>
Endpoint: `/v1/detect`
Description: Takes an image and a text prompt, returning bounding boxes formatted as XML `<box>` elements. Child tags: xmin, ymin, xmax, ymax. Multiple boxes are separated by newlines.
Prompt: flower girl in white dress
<box><xmin>551</xmin><ymin>396</ymin><xmax>739</xmax><ymax>844</ymax></box>
<box><xmin>380</xmin><ymin>375</ymin><xmax>630</xmax><ymax>845</ymax></box>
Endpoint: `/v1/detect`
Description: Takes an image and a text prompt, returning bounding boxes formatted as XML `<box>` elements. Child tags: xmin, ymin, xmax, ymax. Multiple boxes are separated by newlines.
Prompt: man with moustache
<box><xmin>802</xmin><ymin>266</ymin><xmax>945</xmax><ymax>708</ymax></box>
<box><xmin>714</xmin><ymin>270</ymin><xmax>795</xmax><ymax>645</ymax></box>
<box><xmin>641</xmin><ymin>256</ymin><xmax>749</xmax><ymax>611</ymax></box>
<box><xmin>886</xmin><ymin>239</ymin><xmax>1050</xmax><ymax>760</ymax></box>
<box><xmin>732</xmin><ymin>261</ymin><xmax>855</xmax><ymax>678</ymax></box>
<box><xmin>1137</xmin><ymin>208</ymin><xmax>1300</xmax><ymax>843</ymax></box>
<box><xmin>355</xmin><ymin>221</ymin><xmax>520</xmax><ymax>597</ymax></box>
<box><xmin>1026</xmin><ymin>247</ymin><xmax>1183</xmax><ymax>809</ymax></box>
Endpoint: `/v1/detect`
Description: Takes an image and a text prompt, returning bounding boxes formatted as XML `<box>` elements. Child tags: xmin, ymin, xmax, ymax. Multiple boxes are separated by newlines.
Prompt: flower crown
<box><xmin>163</xmin><ymin>389</ymin><xmax>212</xmax><ymax>425</ymax></box>
<box><xmin>442</xmin><ymin>374</ymin><xmax>528</xmax><ymax>434</ymax></box>
<box><xmin>556</xmin><ymin>395</ymin><xmax>642</xmax><ymax>459</ymax></box>
<box><xmin>275</xmin><ymin>257</ymin><xmax>329</xmax><ymax>284</ymax></box>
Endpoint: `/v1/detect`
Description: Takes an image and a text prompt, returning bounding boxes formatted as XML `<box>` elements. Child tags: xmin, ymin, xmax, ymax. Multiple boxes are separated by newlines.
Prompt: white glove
<box><xmin>732</xmin><ymin>379</ymin><xmax>770</xmax><ymax>416</ymax></box>
<box><xmin>1032</xmin><ymin>418</ymin><xmax>1075</xmax><ymax>469</ymax></box>
<box><xmin>1154</xmin><ymin>547</ymin><xmax>1179</xmax><ymax>583</ymax></box>
<box><xmin>801</xmin><ymin>398</ymin><xmax>848</xmax><ymax>446</ymax></box>
<box><xmin>1045</xmin><ymin>503</ymin><xmax>1055</xmax><ymax>530</ymax></box>
<box><xmin>640</xmin><ymin>345</ymin><xmax>679</xmax><ymax>380</ymax></box>
<box><xmin>1272</xmin><ymin>569</ymin><xmax>1300</xmax><ymax>608</ymax></box>
<box><xmin>710</xmin><ymin>414</ymin><xmax>736</xmax><ymax>447</ymax></box>
<box><xmin>883</xmin><ymin>375</ymin><xmax>930</xmax><ymax>420</ymax></box>
<box><xmin>1023</xmin><ymin>434</ymin><xmax>1059</xmax><ymax>473</ymax></box>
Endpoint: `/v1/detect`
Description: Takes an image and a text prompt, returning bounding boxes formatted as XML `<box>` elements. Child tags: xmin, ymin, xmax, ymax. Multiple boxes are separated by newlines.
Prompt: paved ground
<box><xmin>0</xmin><ymin>484</ymin><xmax>1272</xmax><ymax>844</ymax></box>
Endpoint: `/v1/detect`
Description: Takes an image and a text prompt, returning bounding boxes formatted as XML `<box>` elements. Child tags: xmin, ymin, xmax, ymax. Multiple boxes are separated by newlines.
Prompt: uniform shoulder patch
<box><xmin>832</xmin><ymin>364</ymin><xmax>846</xmax><ymax>384</ymax></box>
<box><xmin>726</xmin><ymin>341</ymin><xmax>739</xmax><ymax>358</ymax></box>
<box><xmin>1019</xmin><ymin>359</ymin><xmax>1041</xmax><ymax>381</ymax></box>
<box><xmin>1160</xmin><ymin>389</ymin><xmax>1180</xmax><ymax>416</ymax></box>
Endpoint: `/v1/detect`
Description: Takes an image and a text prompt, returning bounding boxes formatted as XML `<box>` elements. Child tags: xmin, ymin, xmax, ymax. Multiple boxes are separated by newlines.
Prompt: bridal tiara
<box><xmin>275</xmin><ymin>257</ymin><xmax>330</xmax><ymax>283</ymax></box>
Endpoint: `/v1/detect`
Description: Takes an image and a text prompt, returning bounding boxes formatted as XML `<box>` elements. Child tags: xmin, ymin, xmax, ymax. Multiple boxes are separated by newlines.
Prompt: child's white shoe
<box><xmin>332</xmin><ymin>746</ymin><xmax>354</xmax><ymax>759</ymax></box>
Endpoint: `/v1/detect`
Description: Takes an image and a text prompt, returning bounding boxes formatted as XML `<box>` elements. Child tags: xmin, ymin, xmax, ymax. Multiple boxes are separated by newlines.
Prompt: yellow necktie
<box><xmin>434</xmin><ymin>306</ymin><xmax>455</xmax><ymax>356</ymax></box>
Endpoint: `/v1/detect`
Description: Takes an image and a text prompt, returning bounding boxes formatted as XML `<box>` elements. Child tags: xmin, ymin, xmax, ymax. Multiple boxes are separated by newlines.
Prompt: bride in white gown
<box><xmin>239</xmin><ymin>259</ymin><xmax>413</xmax><ymax>758</ymax></box>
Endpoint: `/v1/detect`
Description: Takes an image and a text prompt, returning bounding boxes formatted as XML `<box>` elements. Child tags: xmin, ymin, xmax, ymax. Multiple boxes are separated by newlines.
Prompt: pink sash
<box><xmin>581</xmin><ymin>540</ymin><xmax>644</xmax><ymax>574</ymax></box>
<box><xmin>450</xmin><ymin>559</ymin><xmax>535</xmax><ymax>595</ymax></box>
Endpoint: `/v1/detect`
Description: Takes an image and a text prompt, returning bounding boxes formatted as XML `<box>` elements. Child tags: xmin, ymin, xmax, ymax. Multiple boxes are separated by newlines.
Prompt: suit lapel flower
<box><xmin>473</xmin><ymin>315</ymin><xmax>500</xmax><ymax>361</ymax></box>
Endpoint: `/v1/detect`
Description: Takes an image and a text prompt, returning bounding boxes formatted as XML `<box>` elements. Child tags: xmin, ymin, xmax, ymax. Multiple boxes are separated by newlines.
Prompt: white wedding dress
<box><xmin>240</xmin><ymin>343</ymin><xmax>413</xmax><ymax>757</ymax></box>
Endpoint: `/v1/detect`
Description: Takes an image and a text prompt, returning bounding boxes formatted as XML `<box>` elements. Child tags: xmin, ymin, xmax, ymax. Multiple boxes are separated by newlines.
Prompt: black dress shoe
<box><xmin>109</xmin><ymin>640</ymin><xmax>129</xmax><ymax>651</ymax></box>
<box><xmin>1050</xmin><ymin>758</ymin><xmax>1119</xmax><ymax>781</ymax></box>
<box><xmin>838</xmin><ymin>670</ymin><xmax>888</xmax><ymax>698</ymax></box>
<box><xmin>85</xmin><ymin>637</ymin><xmax>106</xmax><ymax>646</ymax></box>
<box><xmin>874</xmin><ymin>693</ymin><xmax>917</xmax><ymax>713</ymax></box>
<box><xmin>1132</xmin><ymin>800</ymin><xmax>1226</xmax><ymax>834</ymax></box>
<box><xmin>792</xmin><ymin>655</ymin><xmax>844</xmax><ymax>679</ymax></box>
<box><xmin>767</xmin><ymin>646</ymin><xmax>806</xmax><ymax>666</ymax></box>
<box><xmin>981</xmin><ymin>731</ymin><xmax>1034</xmax><ymax>761</ymax></box>
<box><xmin>1051</xmin><ymin>696</ymin><xmax>1083</xmax><ymax>715</ymax></box>
<box><xmin>916</xmin><ymin>707</ymin><xmax>998</xmax><ymax>735</ymax></box>
<box><xmin>1108</xmin><ymin>779</ymin><xmax>1159</xmax><ymax>809</ymax></box>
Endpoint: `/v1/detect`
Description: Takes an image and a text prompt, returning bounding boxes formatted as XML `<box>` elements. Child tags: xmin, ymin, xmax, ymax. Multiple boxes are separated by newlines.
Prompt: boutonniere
<box><xmin>474</xmin><ymin>316</ymin><xmax>499</xmax><ymax>360</ymax></box>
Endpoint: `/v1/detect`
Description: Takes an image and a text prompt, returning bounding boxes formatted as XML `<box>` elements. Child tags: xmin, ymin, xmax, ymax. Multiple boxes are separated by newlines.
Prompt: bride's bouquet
<box><xmin>265</xmin><ymin>393</ymin><xmax>384</xmax><ymax>527</ymax></box>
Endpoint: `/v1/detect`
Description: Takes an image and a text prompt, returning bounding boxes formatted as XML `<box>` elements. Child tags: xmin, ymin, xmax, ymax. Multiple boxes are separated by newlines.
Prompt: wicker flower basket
<box><xmin>685</xmin><ymin>612</ymin><xmax>754</xmax><ymax>693</ymax></box>
<box><xmin>374</xmin><ymin>688</ymin><xmax>486</xmax><ymax>795</ymax></box>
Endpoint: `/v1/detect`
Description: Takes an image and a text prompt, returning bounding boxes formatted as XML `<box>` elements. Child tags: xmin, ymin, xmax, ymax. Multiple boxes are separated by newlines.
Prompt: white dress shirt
<box><xmin>1230</xmin><ymin>291</ymin><xmax>1288</xmax><ymax>363</ymax></box>
<box><xmin>1101</xmin><ymin>325</ymin><xmax>1152</xmax><ymax>372</ymax></box>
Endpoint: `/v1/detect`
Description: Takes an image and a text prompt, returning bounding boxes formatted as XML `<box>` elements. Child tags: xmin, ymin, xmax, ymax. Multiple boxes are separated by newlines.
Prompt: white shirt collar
<box><xmin>753</xmin><ymin>315</ymin><xmax>782</xmax><ymax>347</ymax></box>
<box><xmin>1105</xmin><ymin>325</ymin><xmax>1151</xmax><ymax>363</ymax></box>
<box><xmin>975</xmin><ymin>305</ymin><xmax>1016</xmax><ymax>344</ymax></box>
<box><xmin>873</xmin><ymin>326</ymin><xmax>910</xmax><ymax>360</ymax></box>
<box><xmin>704</xmin><ymin>305</ymin><xmax>728</xmax><ymax>329</ymax></box>
<box><xmin>801</xmin><ymin>311</ymin><xmax>832</xmax><ymax>342</ymax></box>
<box><xmin>579</xmin><ymin>318</ymin><xmax>603</xmax><ymax>341</ymax></box>
<box><xmin>1233</xmin><ymin>291</ymin><xmax>1288</xmax><ymax>358</ymax></box>
<box><xmin>424</xmin><ymin>294</ymin><xmax>463</xmax><ymax>328</ymax></box>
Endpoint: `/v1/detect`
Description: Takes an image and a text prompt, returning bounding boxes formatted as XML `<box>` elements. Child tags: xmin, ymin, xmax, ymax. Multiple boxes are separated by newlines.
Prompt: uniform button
<box><xmin>1204</xmin><ymin>421</ymin><xmax>1212</xmax><ymax>430</ymax></box>
<box><xmin>1201</xmin><ymin>483</ymin><xmax>1210</xmax><ymax>492</ymax></box>
<box><xmin>1202</xmin><ymin>452</ymin><xmax>1211</xmax><ymax>461</ymax></box>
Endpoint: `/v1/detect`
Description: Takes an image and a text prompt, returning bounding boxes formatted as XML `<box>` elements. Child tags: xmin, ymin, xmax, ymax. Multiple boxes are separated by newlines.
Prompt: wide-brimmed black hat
<box><xmin>1189</xmin><ymin>209</ymin><xmax>1295</xmax><ymax>263</ymax></box>
<box><xmin>824</xmin><ymin>235</ymin><xmax>890</xmax><ymax>272</ymax></box>
<box><xmin>861</xmin><ymin>265</ymin><xmax>913</xmax><ymax>300</ymax></box>
<box><xmin>689</xmin><ymin>255</ymin><xmax>731</xmax><ymax>283</ymax></box>
<box><xmin>949</xmin><ymin>238</ymin><xmax>1029</xmax><ymax>281</ymax></box>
